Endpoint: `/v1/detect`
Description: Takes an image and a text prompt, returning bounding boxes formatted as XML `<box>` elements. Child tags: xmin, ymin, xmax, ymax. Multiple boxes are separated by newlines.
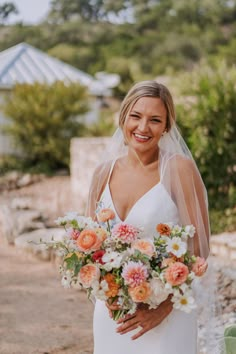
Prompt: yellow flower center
<box><xmin>173</xmin><ymin>244</ymin><xmax>179</xmax><ymax>251</ymax></box>
<box><xmin>180</xmin><ymin>298</ymin><xmax>188</xmax><ymax>305</ymax></box>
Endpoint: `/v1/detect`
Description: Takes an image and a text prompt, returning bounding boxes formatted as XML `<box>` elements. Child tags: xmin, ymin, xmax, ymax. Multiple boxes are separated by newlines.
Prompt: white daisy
<box><xmin>91</xmin><ymin>280</ymin><xmax>109</xmax><ymax>301</ymax></box>
<box><xmin>166</xmin><ymin>237</ymin><xmax>187</xmax><ymax>257</ymax></box>
<box><xmin>102</xmin><ymin>251</ymin><xmax>123</xmax><ymax>271</ymax></box>
<box><xmin>54</xmin><ymin>216</ymin><xmax>68</xmax><ymax>225</ymax></box>
<box><xmin>172</xmin><ymin>290</ymin><xmax>196</xmax><ymax>313</ymax></box>
<box><xmin>172</xmin><ymin>225</ymin><xmax>182</xmax><ymax>235</ymax></box>
<box><xmin>184</xmin><ymin>225</ymin><xmax>196</xmax><ymax>238</ymax></box>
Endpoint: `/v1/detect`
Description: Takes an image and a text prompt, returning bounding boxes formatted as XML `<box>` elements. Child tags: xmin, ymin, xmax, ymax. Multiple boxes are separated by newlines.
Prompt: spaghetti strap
<box><xmin>107</xmin><ymin>159</ymin><xmax>116</xmax><ymax>185</ymax></box>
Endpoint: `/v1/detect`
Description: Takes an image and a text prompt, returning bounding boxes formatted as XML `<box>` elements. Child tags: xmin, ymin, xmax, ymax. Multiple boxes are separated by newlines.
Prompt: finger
<box><xmin>131</xmin><ymin>327</ymin><xmax>146</xmax><ymax>340</ymax></box>
<box><xmin>109</xmin><ymin>305</ymin><xmax>121</xmax><ymax>310</ymax></box>
<box><xmin>106</xmin><ymin>303</ymin><xmax>120</xmax><ymax>310</ymax></box>
<box><xmin>116</xmin><ymin>321</ymin><xmax>140</xmax><ymax>335</ymax></box>
<box><xmin>117</xmin><ymin>313</ymin><xmax>135</xmax><ymax>324</ymax></box>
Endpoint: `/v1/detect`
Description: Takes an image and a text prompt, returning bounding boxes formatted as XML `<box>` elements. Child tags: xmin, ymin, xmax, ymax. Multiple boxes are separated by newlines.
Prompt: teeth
<box><xmin>134</xmin><ymin>134</ymin><xmax>149</xmax><ymax>140</ymax></box>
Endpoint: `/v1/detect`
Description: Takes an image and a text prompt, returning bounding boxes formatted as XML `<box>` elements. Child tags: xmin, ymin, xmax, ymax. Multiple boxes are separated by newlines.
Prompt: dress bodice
<box><xmin>99</xmin><ymin>171</ymin><xmax>180</xmax><ymax>239</ymax></box>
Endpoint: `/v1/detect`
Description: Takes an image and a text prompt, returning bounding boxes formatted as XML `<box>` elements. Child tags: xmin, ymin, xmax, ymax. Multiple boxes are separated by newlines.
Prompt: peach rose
<box><xmin>78</xmin><ymin>264</ymin><xmax>100</xmax><ymax>288</ymax></box>
<box><xmin>156</xmin><ymin>223</ymin><xmax>171</xmax><ymax>236</ymax></box>
<box><xmin>97</xmin><ymin>208</ymin><xmax>115</xmax><ymax>223</ymax></box>
<box><xmin>131</xmin><ymin>239</ymin><xmax>155</xmax><ymax>257</ymax></box>
<box><xmin>76</xmin><ymin>229</ymin><xmax>102</xmax><ymax>252</ymax></box>
<box><xmin>103</xmin><ymin>273</ymin><xmax>120</xmax><ymax>297</ymax></box>
<box><xmin>128</xmin><ymin>282</ymin><xmax>151</xmax><ymax>303</ymax></box>
<box><xmin>164</xmin><ymin>262</ymin><xmax>189</xmax><ymax>286</ymax></box>
<box><xmin>192</xmin><ymin>257</ymin><xmax>208</xmax><ymax>277</ymax></box>
<box><xmin>94</xmin><ymin>227</ymin><xmax>108</xmax><ymax>241</ymax></box>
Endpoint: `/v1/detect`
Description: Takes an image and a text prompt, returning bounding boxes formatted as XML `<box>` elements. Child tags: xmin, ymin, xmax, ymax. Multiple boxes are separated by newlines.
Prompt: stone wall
<box><xmin>70</xmin><ymin>137</ymin><xmax>111</xmax><ymax>213</ymax></box>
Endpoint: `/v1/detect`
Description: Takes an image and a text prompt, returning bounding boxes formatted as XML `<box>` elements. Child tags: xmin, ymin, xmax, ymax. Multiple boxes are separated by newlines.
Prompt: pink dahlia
<box><xmin>122</xmin><ymin>261</ymin><xmax>148</xmax><ymax>287</ymax></box>
<box><xmin>111</xmin><ymin>223</ymin><xmax>140</xmax><ymax>244</ymax></box>
<box><xmin>66</xmin><ymin>228</ymin><xmax>80</xmax><ymax>240</ymax></box>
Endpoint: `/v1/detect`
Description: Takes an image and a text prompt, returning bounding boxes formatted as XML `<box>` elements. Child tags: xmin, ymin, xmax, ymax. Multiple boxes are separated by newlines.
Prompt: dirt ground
<box><xmin>0</xmin><ymin>176</ymin><xmax>94</xmax><ymax>354</ymax></box>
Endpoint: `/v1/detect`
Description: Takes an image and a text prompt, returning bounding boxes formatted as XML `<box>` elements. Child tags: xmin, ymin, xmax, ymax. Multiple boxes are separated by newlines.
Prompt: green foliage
<box><xmin>0</xmin><ymin>155</ymin><xmax>24</xmax><ymax>175</ymax></box>
<box><xmin>224</xmin><ymin>325</ymin><xmax>236</xmax><ymax>354</ymax></box>
<box><xmin>1</xmin><ymin>0</ymin><xmax>236</xmax><ymax>84</ymax></box>
<box><xmin>48</xmin><ymin>0</ymin><xmax>127</xmax><ymax>22</ymax></box>
<box><xmin>1</xmin><ymin>82</ymin><xmax>89</xmax><ymax>172</ymax></box>
<box><xmin>176</xmin><ymin>61</ymin><xmax>236</xmax><ymax>233</ymax></box>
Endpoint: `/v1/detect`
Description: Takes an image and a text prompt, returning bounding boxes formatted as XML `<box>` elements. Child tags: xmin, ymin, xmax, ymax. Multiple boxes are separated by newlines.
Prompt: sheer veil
<box><xmin>87</xmin><ymin>123</ymin><xmax>210</xmax><ymax>259</ymax></box>
<box><xmin>86</xmin><ymin>81</ymin><xmax>223</xmax><ymax>353</ymax></box>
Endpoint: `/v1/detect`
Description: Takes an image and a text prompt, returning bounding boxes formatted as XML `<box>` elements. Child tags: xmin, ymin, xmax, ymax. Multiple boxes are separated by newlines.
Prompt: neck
<box><xmin>127</xmin><ymin>147</ymin><xmax>159</xmax><ymax>167</ymax></box>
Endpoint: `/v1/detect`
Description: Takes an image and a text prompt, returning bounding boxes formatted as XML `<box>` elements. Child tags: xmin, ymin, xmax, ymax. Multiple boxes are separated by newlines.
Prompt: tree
<box><xmin>176</xmin><ymin>61</ymin><xmax>236</xmax><ymax>232</ymax></box>
<box><xmin>48</xmin><ymin>0</ymin><xmax>128</xmax><ymax>23</ymax></box>
<box><xmin>0</xmin><ymin>2</ymin><xmax>18</xmax><ymax>24</ymax></box>
<box><xmin>2</xmin><ymin>82</ymin><xmax>89</xmax><ymax>171</ymax></box>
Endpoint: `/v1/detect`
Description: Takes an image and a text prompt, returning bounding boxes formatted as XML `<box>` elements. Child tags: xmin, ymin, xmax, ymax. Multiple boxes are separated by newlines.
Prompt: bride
<box><xmin>87</xmin><ymin>80</ymin><xmax>210</xmax><ymax>354</ymax></box>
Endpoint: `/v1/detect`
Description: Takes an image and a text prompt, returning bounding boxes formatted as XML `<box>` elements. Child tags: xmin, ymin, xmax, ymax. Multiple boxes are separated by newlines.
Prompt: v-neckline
<box><xmin>107</xmin><ymin>182</ymin><xmax>161</xmax><ymax>222</ymax></box>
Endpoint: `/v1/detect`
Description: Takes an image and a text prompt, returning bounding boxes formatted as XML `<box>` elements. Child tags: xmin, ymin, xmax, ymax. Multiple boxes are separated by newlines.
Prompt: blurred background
<box><xmin>0</xmin><ymin>1</ymin><xmax>235</xmax><ymax>353</ymax></box>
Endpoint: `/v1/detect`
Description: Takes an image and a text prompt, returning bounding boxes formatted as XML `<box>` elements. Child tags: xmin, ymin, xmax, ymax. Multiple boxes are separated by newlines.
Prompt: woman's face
<box><xmin>123</xmin><ymin>96</ymin><xmax>167</xmax><ymax>156</ymax></box>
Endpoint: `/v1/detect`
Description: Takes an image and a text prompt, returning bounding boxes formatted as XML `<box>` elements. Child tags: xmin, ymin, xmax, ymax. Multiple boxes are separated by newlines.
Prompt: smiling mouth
<box><xmin>133</xmin><ymin>133</ymin><xmax>151</xmax><ymax>142</ymax></box>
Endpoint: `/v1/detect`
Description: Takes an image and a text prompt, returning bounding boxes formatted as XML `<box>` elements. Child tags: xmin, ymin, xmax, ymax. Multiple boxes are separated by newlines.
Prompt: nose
<box><xmin>138</xmin><ymin>118</ymin><xmax>149</xmax><ymax>132</ymax></box>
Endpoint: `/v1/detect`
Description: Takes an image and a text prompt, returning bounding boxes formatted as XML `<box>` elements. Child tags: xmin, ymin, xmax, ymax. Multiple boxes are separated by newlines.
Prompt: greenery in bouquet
<box><xmin>49</xmin><ymin>208</ymin><xmax>208</xmax><ymax>320</ymax></box>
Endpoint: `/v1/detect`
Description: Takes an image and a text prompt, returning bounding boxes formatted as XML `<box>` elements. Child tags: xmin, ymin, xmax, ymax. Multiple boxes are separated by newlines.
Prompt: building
<box><xmin>0</xmin><ymin>42</ymin><xmax>119</xmax><ymax>155</ymax></box>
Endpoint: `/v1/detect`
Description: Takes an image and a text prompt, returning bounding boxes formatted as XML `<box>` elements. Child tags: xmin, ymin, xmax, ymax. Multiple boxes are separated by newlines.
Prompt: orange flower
<box><xmin>164</xmin><ymin>262</ymin><xmax>189</xmax><ymax>286</ymax></box>
<box><xmin>103</xmin><ymin>273</ymin><xmax>120</xmax><ymax>297</ymax></box>
<box><xmin>131</xmin><ymin>239</ymin><xmax>155</xmax><ymax>257</ymax></box>
<box><xmin>97</xmin><ymin>208</ymin><xmax>115</xmax><ymax>223</ymax></box>
<box><xmin>128</xmin><ymin>282</ymin><xmax>151</xmax><ymax>303</ymax></box>
<box><xmin>79</xmin><ymin>264</ymin><xmax>100</xmax><ymax>288</ymax></box>
<box><xmin>192</xmin><ymin>257</ymin><xmax>208</xmax><ymax>277</ymax></box>
<box><xmin>76</xmin><ymin>229</ymin><xmax>102</xmax><ymax>252</ymax></box>
<box><xmin>156</xmin><ymin>223</ymin><xmax>171</xmax><ymax>236</ymax></box>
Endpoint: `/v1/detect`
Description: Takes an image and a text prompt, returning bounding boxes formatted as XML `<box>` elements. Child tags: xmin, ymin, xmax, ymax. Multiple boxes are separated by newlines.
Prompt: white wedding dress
<box><xmin>93</xmin><ymin>163</ymin><xmax>198</xmax><ymax>354</ymax></box>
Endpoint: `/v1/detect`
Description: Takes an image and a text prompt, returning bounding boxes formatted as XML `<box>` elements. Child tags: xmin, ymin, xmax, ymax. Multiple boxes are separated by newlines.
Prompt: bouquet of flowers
<box><xmin>47</xmin><ymin>208</ymin><xmax>207</xmax><ymax>320</ymax></box>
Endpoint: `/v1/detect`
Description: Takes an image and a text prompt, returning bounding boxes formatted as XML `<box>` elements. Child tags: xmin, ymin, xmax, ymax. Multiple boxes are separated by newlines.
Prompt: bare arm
<box><xmin>172</xmin><ymin>156</ymin><xmax>210</xmax><ymax>257</ymax></box>
<box><xmin>86</xmin><ymin>161</ymin><xmax>112</xmax><ymax>218</ymax></box>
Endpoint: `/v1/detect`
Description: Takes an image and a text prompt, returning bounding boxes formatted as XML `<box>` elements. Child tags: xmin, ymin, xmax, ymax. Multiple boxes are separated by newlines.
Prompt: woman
<box><xmin>87</xmin><ymin>81</ymin><xmax>210</xmax><ymax>354</ymax></box>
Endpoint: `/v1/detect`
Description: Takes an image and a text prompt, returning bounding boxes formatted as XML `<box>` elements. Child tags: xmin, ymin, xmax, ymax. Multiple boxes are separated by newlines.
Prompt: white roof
<box><xmin>0</xmin><ymin>42</ymin><xmax>109</xmax><ymax>95</ymax></box>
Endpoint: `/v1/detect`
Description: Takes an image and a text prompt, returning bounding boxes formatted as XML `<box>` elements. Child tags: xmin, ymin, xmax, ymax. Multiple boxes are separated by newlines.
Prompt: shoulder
<box><xmin>166</xmin><ymin>153</ymin><xmax>204</xmax><ymax>190</ymax></box>
<box><xmin>165</xmin><ymin>153</ymin><xmax>196</xmax><ymax>173</ymax></box>
<box><xmin>90</xmin><ymin>160</ymin><xmax>113</xmax><ymax>189</ymax></box>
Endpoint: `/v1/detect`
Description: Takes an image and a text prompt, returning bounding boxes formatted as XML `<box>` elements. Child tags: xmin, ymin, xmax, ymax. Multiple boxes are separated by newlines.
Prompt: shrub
<box><xmin>2</xmin><ymin>81</ymin><xmax>89</xmax><ymax>172</ymax></box>
<box><xmin>176</xmin><ymin>61</ymin><xmax>236</xmax><ymax>233</ymax></box>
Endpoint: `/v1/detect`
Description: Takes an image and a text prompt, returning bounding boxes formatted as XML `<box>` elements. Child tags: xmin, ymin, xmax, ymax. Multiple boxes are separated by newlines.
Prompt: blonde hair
<box><xmin>119</xmin><ymin>80</ymin><xmax>176</xmax><ymax>132</ymax></box>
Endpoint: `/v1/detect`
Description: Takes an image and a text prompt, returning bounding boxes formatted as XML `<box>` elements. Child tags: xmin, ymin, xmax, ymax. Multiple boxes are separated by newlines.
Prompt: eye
<box><xmin>151</xmin><ymin>118</ymin><xmax>161</xmax><ymax>123</ymax></box>
<box><xmin>130</xmin><ymin>114</ymin><xmax>140</xmax><ymax>119</ymax></box>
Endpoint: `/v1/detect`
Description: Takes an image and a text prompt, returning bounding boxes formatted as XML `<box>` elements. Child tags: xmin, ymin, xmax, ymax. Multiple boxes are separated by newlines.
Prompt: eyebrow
<box><xmin>131</xmin><ymin>110</ymin><xmax>163</xmax><ymax>118</ymax></box>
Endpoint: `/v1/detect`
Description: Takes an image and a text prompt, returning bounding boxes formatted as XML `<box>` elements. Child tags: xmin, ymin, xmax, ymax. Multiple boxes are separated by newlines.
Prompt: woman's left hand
<box><xmin>116</xmin><ymin>296</ymin><xmax>173</xmax><ymax>340</ymax></box>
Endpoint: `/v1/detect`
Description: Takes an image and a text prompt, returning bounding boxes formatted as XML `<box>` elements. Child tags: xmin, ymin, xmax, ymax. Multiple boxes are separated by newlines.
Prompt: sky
<box><xmin>0</xmin><ymin>0</ymin><xmax>51</xmax><ymax>24</ymax></box>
